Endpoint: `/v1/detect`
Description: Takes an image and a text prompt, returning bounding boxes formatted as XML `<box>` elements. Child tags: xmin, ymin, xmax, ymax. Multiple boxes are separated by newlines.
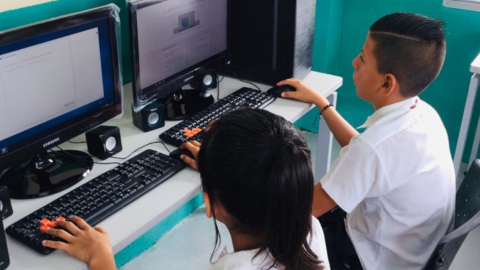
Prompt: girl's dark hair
<box><xmin>197</xmin><ymin>109</ymin><xmax>322</xmax><ymax>270</ymax></box>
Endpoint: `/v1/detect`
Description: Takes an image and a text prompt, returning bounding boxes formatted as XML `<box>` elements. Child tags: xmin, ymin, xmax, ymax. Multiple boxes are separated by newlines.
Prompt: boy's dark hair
<box><xmin>369</xmin><ymin>13</ymin><xmax>446</xmax><ymax>97</ymax></box>
<box><xmin>197</xmin><ymin>109</ymin><xmax>322</xmax><ymax>270</ymax></box>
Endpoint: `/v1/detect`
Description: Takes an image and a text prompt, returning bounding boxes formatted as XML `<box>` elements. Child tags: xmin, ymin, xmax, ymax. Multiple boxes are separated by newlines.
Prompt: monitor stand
<box><xmin>164</xmin><ymin>89</ymin><xmax>215</xmax><ymax>120</ymax></box>
<box><xmin>0</xmin><ymin>150</ymin><xmax>93</xmax><ymax>199</ymax></box>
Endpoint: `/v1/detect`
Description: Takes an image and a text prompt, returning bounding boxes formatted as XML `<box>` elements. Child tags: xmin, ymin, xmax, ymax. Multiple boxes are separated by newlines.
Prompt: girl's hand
<box><xmin>42</xmin><ymin>216</ymin><xmax>116</xmax><ymax>270</ymax></box>
<box><xmin>179</xmin><ymin>140</ymin><xmax>201</xmax><ymax>170</ymax></box>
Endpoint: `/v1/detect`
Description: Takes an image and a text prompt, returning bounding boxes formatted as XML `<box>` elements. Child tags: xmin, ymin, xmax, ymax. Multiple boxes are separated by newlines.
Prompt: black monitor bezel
<box><xmin>128</xmin><ymin>0</ymin><xmax>230</xmax><ymax>110</ymax></box>
<box><xmin>0</xmin><ymin>5</ymin><xmax>123</xmax><ymax>171</ymax></box>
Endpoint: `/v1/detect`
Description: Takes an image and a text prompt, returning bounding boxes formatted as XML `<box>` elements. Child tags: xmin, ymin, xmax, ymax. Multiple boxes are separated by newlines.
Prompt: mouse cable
<box><xmin>109</xmin><ymin>141</ymin><xmax>172</xmax><ymax>161</ymax></box>
<box><xmin>55</xmin><ymin>146</ymin><xmax>122</xmax><ymax>165</ymax></box>
<box><xmin>230</xmin><ymin>68</ymin><xmax>262</xmax><ymax>92</ymax></box>
<box><xmin>68</xmin><ymin>140</ymin><xmax>87</xmax><ymax>144</ymax></box>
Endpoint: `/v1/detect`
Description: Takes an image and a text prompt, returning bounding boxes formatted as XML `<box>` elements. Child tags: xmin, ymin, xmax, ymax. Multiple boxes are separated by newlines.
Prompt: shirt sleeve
<box><xmin>320</xmin><ymin>136</ymin><xmax>389</xmax><ymax>213</ymax></box>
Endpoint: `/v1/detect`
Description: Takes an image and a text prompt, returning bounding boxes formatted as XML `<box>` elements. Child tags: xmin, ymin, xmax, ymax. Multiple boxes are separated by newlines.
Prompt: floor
<box><xmin>122</xmin><ymin>131</ymin><xmax>480</xmax><ymax>270</ymax></box>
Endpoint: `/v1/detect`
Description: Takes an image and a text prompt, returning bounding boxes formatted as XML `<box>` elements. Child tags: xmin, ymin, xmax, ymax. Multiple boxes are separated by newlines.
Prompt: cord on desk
<box><xmin>109</xmin><ymin>141</ymin><xmax>172</xmax><ymax>160</ymax></box>
<box><xmin>55</xmin><ymin>146</ymin><xmax>122</xmax><ymax>165</ymax></box>
<box><xmin>68</xmin><ymin>140</ymin><xmax>87</xmax><ymax>144</ymax></box>
<box><xmin>216</xmin><ymin>65</ymin><xmax>227</xmax><ymax>100</ymax></box>
<box><xmin>230</xmin><ymin>69</ymin><xmax>261</xmax><ymax>91</ymax></box>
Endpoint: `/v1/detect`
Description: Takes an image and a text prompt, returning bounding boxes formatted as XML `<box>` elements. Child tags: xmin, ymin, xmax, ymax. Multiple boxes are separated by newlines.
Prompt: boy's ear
<box><xmin>382</xmin><ymin>74</ymin><xmax>397</xmax><ymax>96</ymax></box>
<box><xmin>203</xmin><ymin>192</ymin><xmax>213</xmax><ymax>218</ymax></box>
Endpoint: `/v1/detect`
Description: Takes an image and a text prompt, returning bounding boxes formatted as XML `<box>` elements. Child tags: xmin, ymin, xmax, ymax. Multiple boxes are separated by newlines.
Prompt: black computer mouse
<box><xmin>169</xmin><ymin>148</ymin><xmax>195</xmax><ymax>160</ymax></box>
<box><xmin>266</xmin><ymin>84</ymin><xmax>296</xmax><ymax>97</ymax></box>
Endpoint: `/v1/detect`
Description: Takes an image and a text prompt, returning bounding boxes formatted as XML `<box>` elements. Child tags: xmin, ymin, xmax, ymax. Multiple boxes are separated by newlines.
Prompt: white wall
<box><xmin>0</xmin><ymin>0</ymin><xmax>58</xmax><ymax>13</ymax></box>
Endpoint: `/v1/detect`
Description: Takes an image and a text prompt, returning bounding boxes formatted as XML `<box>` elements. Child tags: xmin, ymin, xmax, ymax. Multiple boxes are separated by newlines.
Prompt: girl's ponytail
<box><xmin>262</xmin><ymin>142</ymin><xmax>322</xmax><ymax>270</ymax></box>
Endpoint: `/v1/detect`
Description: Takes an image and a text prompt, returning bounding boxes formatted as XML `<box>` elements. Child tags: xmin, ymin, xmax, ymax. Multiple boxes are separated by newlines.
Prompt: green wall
<box><xmin>0</xmin><ymin>0</ymin><xmax>132</xmax><ymax>82</ymax></box>
<box><xmin>310</xmin><ymin>0</ymin><xmax>480</xmax><ymax>160</ymax></box>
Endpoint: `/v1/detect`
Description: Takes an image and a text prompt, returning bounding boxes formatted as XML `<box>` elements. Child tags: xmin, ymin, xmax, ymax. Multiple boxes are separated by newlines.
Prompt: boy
<box><xmin>278</xmin><ymin>13</ymin><xmax>455</xmax><ymax>270</ymax></box>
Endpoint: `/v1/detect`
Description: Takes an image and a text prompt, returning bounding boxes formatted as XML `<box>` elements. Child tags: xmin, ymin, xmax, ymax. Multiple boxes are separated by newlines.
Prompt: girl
<box><xmin>42</xmin><ymin>108</ymin><xmax>330</xmax><ymax>270</ymax></box>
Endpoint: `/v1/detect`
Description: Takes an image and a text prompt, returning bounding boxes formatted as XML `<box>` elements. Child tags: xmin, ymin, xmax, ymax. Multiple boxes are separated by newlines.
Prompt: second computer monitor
<box><xmin>129</xmin><ymin>0</ymin><xmax>229</xmax><ymax>110</ymax></box>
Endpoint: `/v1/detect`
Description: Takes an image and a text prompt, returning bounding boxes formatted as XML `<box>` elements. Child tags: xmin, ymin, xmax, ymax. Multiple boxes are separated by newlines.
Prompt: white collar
<box><xmin>357</xmin><ymin>97</ymin><xmax>419</xmax><ymax>129</ymax></box>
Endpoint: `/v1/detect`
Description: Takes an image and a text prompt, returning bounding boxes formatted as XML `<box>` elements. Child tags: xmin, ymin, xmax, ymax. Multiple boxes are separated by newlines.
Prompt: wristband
<box><xmin>320</xmin><ymin>103</ymin><xmax>333</xmax><ymax>115</ymax></box>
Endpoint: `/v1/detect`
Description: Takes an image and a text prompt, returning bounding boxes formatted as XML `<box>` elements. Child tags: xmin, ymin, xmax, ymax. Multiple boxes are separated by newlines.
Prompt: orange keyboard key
<box><xmin>39</xmin><ymin>218</ymin><xmax>51</xmax><ymax>227</ymax></box>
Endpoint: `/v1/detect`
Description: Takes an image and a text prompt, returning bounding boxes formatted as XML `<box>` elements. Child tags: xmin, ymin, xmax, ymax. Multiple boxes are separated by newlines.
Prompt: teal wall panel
<box><xmin>299</xmin><ymin>0</ymin><xmax>480</xmax><ymax>162</ymax></box>
<box><xmin>295</xmin><ymin>0</ymin><xmax>345</xmax><ymax>133</ymax></box>
<box><xmin>114</xmin><ymin>193</ymin><xmax>204</xmax><ymax>268</ymax></box>
<box><xmin>336</xmin><ymin>0</ymin><xmax>480</xmax><ymax>160</ymax></box>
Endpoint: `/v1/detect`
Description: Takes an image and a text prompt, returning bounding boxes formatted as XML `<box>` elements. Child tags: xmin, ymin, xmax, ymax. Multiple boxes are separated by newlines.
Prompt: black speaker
<box><xmin>228</xmin><ymin>0</ymin><xmax>316</xmax><ymax>84</ymax></box>
<box><xmin>132</xmin><ymin>102</ymin><xmax>166</xmax><ymax>132</ymax></box>
<box><xmin>0</xmin><ymin>217</ymin><xmax>9</xmax><ymax>270</ymax></box>
<box><xmin>0</xmin><ymin>186</ymin><xmax>12</xmax><ymax>220</ymax></box>
<box><xmin>189</xmin><ymin>68</ymin><xmax>218</xmax><ymax>91</ymax></box>
<box><xmin>86</xmin><ymin>126</ymin><xmax>123</xmax><ymax>160</ymax></box>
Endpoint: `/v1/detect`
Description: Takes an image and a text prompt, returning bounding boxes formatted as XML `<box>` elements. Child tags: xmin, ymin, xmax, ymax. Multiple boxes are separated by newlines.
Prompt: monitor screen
<box><xmin>130</xmin><ymin>0</ymin><xmax>229</xmax><ymax>109</ymax></box>
<box><xmin>0</xmin><ymin>5</ymin><xmax>122</xmax><ymax>198</ymax></box>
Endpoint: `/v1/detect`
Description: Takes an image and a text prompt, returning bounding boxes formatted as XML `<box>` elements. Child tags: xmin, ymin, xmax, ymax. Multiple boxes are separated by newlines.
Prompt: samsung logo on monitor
<box><xmin>43</xmin><ymin>137</ymin><xmax>60</xmax><ymax>148</ymax></box>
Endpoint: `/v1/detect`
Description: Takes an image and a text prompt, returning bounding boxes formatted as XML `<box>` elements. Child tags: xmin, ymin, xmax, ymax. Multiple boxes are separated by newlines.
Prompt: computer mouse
<box><xmin>169</xmin><ymin>148</ymin><xmax>195</xmax><ymax>160</ymax></box>
<box><xmin>266</xmin><ymin>84</ymin><xmax>296</xmax><ymax>97</ymax></box>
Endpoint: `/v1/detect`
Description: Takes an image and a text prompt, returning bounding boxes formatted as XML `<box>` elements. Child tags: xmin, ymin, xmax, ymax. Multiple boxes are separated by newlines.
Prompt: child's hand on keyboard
<box><xmin>179</xmin><ymin>140</ymin><xmax>201</xmax><ymax>170</ymax></box>
<box><xmin>42</xmin><ymin>215</ymin><xmax>116</xmax><ymax>270</ymax></box>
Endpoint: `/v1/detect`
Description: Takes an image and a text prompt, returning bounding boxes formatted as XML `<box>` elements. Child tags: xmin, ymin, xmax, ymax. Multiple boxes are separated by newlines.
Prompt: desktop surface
<box><xmin>4</xmin><ymin>72</ymin><xmax>342</xmax><ymax>270</ymax></box>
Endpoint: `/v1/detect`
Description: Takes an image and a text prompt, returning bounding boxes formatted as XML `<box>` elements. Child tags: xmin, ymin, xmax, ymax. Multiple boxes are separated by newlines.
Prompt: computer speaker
<box><xmin>0</xmin><ymin>217</ymin><xmax>9</xmax><ymax>270</ymax></box>
<box><xmin>132</xmin><ymin>102</ymin><xmax>165</xmax><ymax>132</ymax></box>
<box><xmin>190</xmin><ymin>69</ymin><xmax>218</xmax><ymax>91</ymax></box>
<box><xmin>0</xmin><ymin>186</ymin><xmax>12</xmax><ymax>220</ymax></box>
<box><xmin>86</xmin><ymin>126</ymin><xmax>123</xmax><ymax>160</ymax></box>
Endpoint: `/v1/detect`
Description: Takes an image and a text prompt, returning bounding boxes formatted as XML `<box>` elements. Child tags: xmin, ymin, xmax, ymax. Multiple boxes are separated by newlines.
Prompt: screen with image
<box><xmin>131</xmin><ymin>0</ymin><xmax>228</xmax><ymax>108</ymax></box>
<box><xmin>0</xmin><ymin>5</ymin><xmax>122</xmax><ymax>199</ymax></box>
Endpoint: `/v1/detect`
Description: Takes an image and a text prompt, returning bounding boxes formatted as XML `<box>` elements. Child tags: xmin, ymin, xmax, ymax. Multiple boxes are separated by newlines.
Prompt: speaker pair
<box><xmin>86</xmin><ymin>126</ymin><xmax>123</xmax><ymax>160</ymax></box>
<box><xmin>0</xmin><ymin>186</ymin><xmax>12</xmax><ymax>220</ymax></box>
<box><xmin>190</xmin><ymin>69</ymin><xmax>218</xmax><ymax>91</ymax></box>
<box><xmin>132</xmin><ymin>102</ymin><xmax>165</xmax><ymax>132</ymax></box>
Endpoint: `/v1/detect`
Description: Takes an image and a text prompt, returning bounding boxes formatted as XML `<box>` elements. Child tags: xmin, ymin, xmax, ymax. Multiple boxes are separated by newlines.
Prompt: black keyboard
<box><xmin>6</xmin><ymin>149</ymin><xmax>185</xmax><ymax>255</ymax></box>
<box><xmin>160</xmin><ymin>87</ymin><xmax>276</xmax><ymax>146</ymax></box>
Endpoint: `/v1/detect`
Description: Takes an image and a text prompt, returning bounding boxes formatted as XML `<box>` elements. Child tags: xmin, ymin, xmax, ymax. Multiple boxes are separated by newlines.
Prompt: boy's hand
<box><xmin>42</xmin><ymin>216</ymin><xmax>116</xmax><ymax>270</ymax></box>
<box><xmin>277</xmin><ymin>78</ymin><xmax>328</xmax><ymax>107</ymax></box>
<box><xmin>179</xmin><ymin>140</ymin><xmax>201</xmax><ymax>170</ymax></box>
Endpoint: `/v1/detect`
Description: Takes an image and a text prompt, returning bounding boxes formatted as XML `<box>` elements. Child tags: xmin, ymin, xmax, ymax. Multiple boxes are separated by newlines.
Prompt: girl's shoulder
<box><xmin>209</xmin><ymin>248</ymin><xmax>282</xmax><ymax>270</ymax></box>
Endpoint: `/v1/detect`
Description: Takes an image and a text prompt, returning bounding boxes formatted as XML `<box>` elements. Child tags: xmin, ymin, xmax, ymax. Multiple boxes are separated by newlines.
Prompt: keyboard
<box><xmin>6</xmin><ymin>149</ymin><xmax>185</xmax><ymax>255</ymax></box>
<box><xmin>160</xmin><ymin>87</ymin><xmax>276</xmax><ymax>146</ymax></box>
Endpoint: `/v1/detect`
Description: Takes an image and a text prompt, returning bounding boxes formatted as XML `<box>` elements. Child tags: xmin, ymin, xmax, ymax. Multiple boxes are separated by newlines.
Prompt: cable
<box><xmin>68</xmin><ymin>140</ymin><xmax>87</xmax><ymax>144</ymax></box>
<box><xmin>230</xmin><ymin>69</ymin><xmax>261</xmax><ymax>91</ymax></box>
<box><xmin>216</xmin><ymin>65</ymin><xmax>227</xmax><ymax>100</ymax></box>
<box><xmin>109</xmin><ymin>141</ymin><xmax>172</xmax><ymax>160</ymax></box>
<box><xmin>217</xmin><ymin>70</ymin><xmax>221</xmax><ymax>100</ymax></box>
<box><xmin>55</xmin><ymin>146</ymin><xmax>122</xmax><ymax>165</ymax></box>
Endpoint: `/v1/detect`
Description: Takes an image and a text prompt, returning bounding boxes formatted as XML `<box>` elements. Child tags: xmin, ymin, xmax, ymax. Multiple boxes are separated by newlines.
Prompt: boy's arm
<box><xmin>312</xmin><ymin>182</ymin><xmax>338</xmax><ymax>217</ymax></box>
<box><xmin>277</xmin><ymin>79</ymin><xmax>359</xmax><ymax>147</ymax></box>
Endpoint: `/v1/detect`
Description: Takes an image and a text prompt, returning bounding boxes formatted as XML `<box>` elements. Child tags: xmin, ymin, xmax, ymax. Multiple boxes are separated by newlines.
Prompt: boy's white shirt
<box><xmin>209</xmin><ymin>217</ymin><xmax>330</xmax><ymax>270</ymax></box>
<box><xmin>321</xmin><ymin>97</ymin><xmax>455</xmax><ymax>270</ymax></box>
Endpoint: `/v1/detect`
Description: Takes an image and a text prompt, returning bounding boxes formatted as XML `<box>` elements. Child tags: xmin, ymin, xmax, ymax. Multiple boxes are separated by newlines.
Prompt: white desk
<box><xmin>4</xmin><ymin>71</ymin><xmax>342</xmax><ymax>270</ymax></box>
<box><xmin>453</xmin><ymin>52</ymin><xmax>480</xmax><ymax>179</ymax></box>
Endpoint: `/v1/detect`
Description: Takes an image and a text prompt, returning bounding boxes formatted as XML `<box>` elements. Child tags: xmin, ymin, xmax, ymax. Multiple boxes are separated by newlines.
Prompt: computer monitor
<box><xmin>129</xmin><ymin>0</ymin><xmax>229</xmax><ymax>118</ymax></box>
<box><xmin>0</xmin><ymin>5</ymin><xmax>123</xmax><ymax>199</ymax></box>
